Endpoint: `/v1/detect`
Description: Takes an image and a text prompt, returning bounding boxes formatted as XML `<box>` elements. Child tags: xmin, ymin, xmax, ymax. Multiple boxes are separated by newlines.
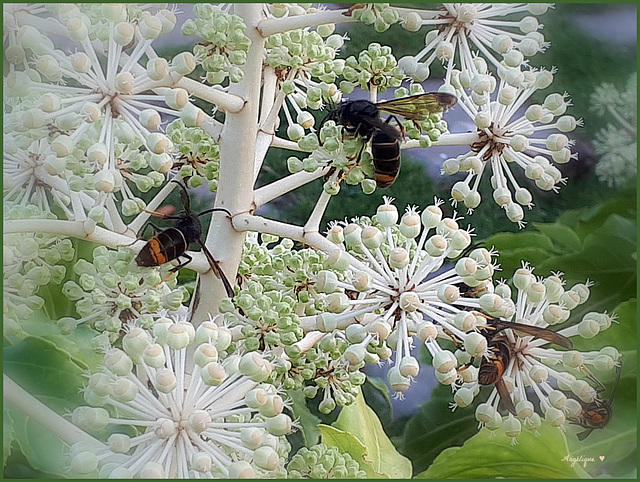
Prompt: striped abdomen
<box><xmin>372</xmin><ymin>129</ymin><xmax>401</xmax><ymax>188</ymax></box>
<box><xmin>135</xmin><ymin>227</ymin><xmax>188</xmax><ymax>267</ymax></box>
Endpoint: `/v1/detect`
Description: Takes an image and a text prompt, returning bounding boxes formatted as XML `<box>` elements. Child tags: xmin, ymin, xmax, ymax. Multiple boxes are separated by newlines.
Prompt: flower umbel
<box><xmin>70</xmin><ymin>310</ymin><xmax>292</xmax><ymax>478</ymax></box>
<box><xmin>451</xmin><ymin>264</ymin><xmax>620</xmax><ymax>443</ymax></box>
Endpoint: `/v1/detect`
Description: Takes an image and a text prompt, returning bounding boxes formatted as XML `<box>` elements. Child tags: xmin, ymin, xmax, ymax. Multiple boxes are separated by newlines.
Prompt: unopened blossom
<box><xmin>69</xmin><ymin>310</ymin><xmax>292</xmax><ymax>478</ymax></box>
<box><xmin>442</xmin><ymin>67</ymin><xmax>581</xmax><ymax>226</ymax></box>
<box><xmin>397</xmin><ymin>3</ymin><xmax>552</xmax><ymax>82</ymax></box>
<box><xmin>349</xmin><ymin>4</ymin><xmax>400</xmax><ymax>33</ymax></box>
<box><xmin>265</xmin><ymin>24</ymin><xmax>343</xmax><ymax>140</ymax></box>
<box><xmin>184</xmin><ymin>4</ymin><xmax>251</xmax><ymax>85</ymax></box>
<box><xmin>302</xmin><ymin>197</ymin><xmax>511</xmax><ymax>397</ymax></box>
<box><xmin>4</xmin><ymin>4</ymin><xmax>197</xmax><ymax>220</ymax></box>
<box><xmin>450</xmin><ymin>264</ymin><xmax>620</xmax><ymax>444</ymax></box>
<box><xmin>591</xmin><ymin>73</ymin><xmax>637</xmax><ymax>188</ymax></box>
<box><xmin>287</xmin><ymin>443</ymin><xmax>367</xmax><ymax>478</ymax></box>
<box><xmin>3</xmin><ymin>203</ymin><xmax>75</xmax><ymax>336</ymax></box>
<box><xmin>220</xmin><ymin>235</ymin><xmax>365</xmax><ymax>410</ymax></box>
<box><xmin>60</xmin><ymin>246</ymin><xmax>185</xmax><ymax>340</ymax></box>
<box><xmin>166</xmin><ymin>120</ymin><xmax>222</xmax><ymax>192</ymax></box>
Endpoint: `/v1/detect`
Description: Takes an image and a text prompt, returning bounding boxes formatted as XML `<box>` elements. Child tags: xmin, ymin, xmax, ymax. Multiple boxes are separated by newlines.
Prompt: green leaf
<box><xmin>319</xmin><ymin>424</ymin><xmax>381</xmax><ymax>479</ymax></box>
<box><xmin>567</xmin><ymin>399</ymin><xmax>637</xmax><ymax>478</ymax></box>
<box><xmin>3</xmin><ymin>407</ymin><xmax>16</xmax><ymax>465</ymax></box>
<box><xmin>532</xmin><ymin>222</ymin><xmax>582</xmax><ymax>252</ymax></box>
<box><xmin>3</xmin><ymin>336</ymin><xmax>86</xmax><ymax>413</ymax></box>
<box><xmin>417</xmin><ymin>423</ymin><xmax>587</xmax><ymax>479</ymax></box>
<box><xmin>399</xmin><ymin>382</ymin><xmax>480</xmax><ymax>474</ymax></box>
<box><xmin>286</xmin><ymin>388</ymin><xmax>321</xmax><ymax>448</ymax></box>
<box><xmin>7</xmin><ymin>406</ymin><xmax>69</xmax><ymax>477</ymax></box>
<box><xmin>17</xmin><ymin>310</ymin><xmax>103</xmax><ymax>372</ymax></box>
<box><xmin>326</xmin><ymin>389</ymin><xmax>412</xmax><ymax>478</ymax></box>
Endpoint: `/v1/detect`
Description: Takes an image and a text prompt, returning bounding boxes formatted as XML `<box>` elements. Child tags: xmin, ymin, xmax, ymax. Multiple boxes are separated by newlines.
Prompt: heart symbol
<box><xmin>599</xmin><ymin>456</ymin><xmax>605</xmax><ymax>461</ymax></box>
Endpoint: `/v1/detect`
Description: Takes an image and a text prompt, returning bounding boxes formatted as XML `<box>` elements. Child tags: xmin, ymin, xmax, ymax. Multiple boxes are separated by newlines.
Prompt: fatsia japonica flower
<box><xmin>591</xmin><ymin>72</ymin><xmax>637</xmax><ymax>188</ymax></box>
<box><xmin>220</xmin><ymin>234</ymin><xmax>366</xmax><ymax>412</ymax></box>
<box><xmin>68</xmin><ymin>309</ymin><xmax>292</xmax><ymax>478</ymax></box>
<box><xmin>303</xmin><ymin>197</ymin><xmax>512</xmax><ymax>397</ymax></box>
<box><xmin>398</xmin><ymin>3</ymin><xmax>553</xmax><ymax>82</ymax></box>
<box><xmin>266</xmin><ymin>23</ymin><xmax>344</xmax><ymax>141</ymax></box>
<box><xmin>60</xmin><ymin>246</ymin><xmax>187</xmax><ymax>341</ymax></box>
<box><xmin>3</xmin><ymin>4</ymin><xmax>200</xmax><ymax>221</ymax></box>
<box><xmin>442</xmin><ymin>67</ymin><xmax>581</xmax><ymax>226</ymax></box>
<box><xmin>3</xmin><ymin>203</ymin><xmax>75</xmax><ymax>336</ymax></box>
<box><xmin>450</xmin><ymin>264</ymin><xmax>620</xmax><ymax>444</ymax></box>
<box><xmin>287</xmin><ymin>443</ymin><xmax>367</xmax><ymax>478</ymax></box>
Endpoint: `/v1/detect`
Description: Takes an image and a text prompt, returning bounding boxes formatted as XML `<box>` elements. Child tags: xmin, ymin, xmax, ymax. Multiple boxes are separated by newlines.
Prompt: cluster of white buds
<box><xmin>166</xmin><ymin>120</ymin><xmax>221</xmax><ymax>192</ymax></box>
<box><xmin>267</xmin><ymin>25</ymin><xmax>343</xmax><ymax>141</ymax></box>
<box><xmin>349</xmin><ymin>4</ymin><xmax>400</xmax><ymax>33</ymax></box>
<box><xmin>442</xmin><ymin>66</ymin><xmax>581</xmax><ymax>226</ymax></box>
<box><xmin>398</xmin><ymin>4</ymin><xmax>552</xmax><ymax>82</ymax></box>
<box><xmin>591</xmin><ymin>72</ymin><xmax>637</xmax><ymax>188</ymax></box>
<box><xmin>304</xmin><ymin>197</ymin><xmax>509</xmax><ymax>398</ymax></box>
<box><xmin>69</xmin><ymin>309</ymin><xmax>292</xmax><ymax>478</ymax></box>
<box><xmin>450</xmin><ymin>264</ymin><xmax>620</xmax><ymax>444</ymax></box>
<box><xmin>221</xmin><ymin>235</ymin><xmax>366</xmax><ymax>410</ymax></box>
<box><xmin>3</xmin><ymin>4</ymin><xmax>200</xmax><ymax>222</ymax></box>
<box><xmin>339</xmin><ymin>42</ymin><xmax>404</xmax><ymax>94</ymax></box>
<box><xmin>60</xmin><ymin>247</ymin><xmax>186</xmax><ymax>341</ymax></box>
<box><xmin>185</xmin><ymin>4</ymin><xmax>251</xmax><ymax>85</ymax></box>
<box><xmin>3</xmin><ymin>203</ymin><xmax>75</xmax><ymax>336</ymax></box>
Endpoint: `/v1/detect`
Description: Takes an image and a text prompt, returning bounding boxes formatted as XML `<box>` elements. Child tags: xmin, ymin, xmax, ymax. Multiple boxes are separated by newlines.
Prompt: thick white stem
<box><xmin>175</xmin><ymin>77</ymin><xmax>245</xmax><ymax>113</ymax></box>
<box><xmin>4</xmin><ymin>374</ymin><xmax>106</xmax><ymax>448</ymax></box>
<box><xmin>403</xmin><ymin>131</ymin><xmax>480</xmax><ymax>149</ymax></box>
<box><xmin>304</xmin><ymin>190</ymin><xmax>333</xmax><ymax>234</ymax></box>
<box><xmin>257</xmin><ymin>9</ymin><xmax>354</xmax><ymax>37</ymax></box>
<box><xmin>191</xmin><ymin>4</ymin><xmax>266</xmax><ymax>324</ymax></box>
<box><xmin>232</xmin><ymin>214</ymin><xmax>338</xmax><ymax>254</ymax></box>
<box><xmin>4</xmin><ymin>219</ymin><xmax>214</xmax><ymax>274</ymax></box>
<box><xmin>254</xmin><ymin>168</ymin><xmax>328</xmax><ymax>207</ymax></box>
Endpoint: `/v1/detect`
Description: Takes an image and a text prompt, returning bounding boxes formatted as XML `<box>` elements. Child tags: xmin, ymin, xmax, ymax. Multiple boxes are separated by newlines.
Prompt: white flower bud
<box><xmin>464</xmin><ymin>332</ymin><xmax>487</xmax><ymax>357</ymax></box>
<box><xmin>147</xmin><ymin>58</ymin><xmax>170</xmax><ymax>81</ymax></box>
<box><xmin>503</xmin><ymin>416</ymin><xmax>522</xmax><ymax>439</ymax></box>
<box><xmin>361</xmin><ymin>226</ymin><xmax>383</xmax><ymax>249</ymax></box>
<box><xmin>435</xmin><ymin>41</ymin><xmax>454</xmax><ymax>60</ymax></box>
<box><xmin>316</xmin><ymin>270</ymin><xmax>338</xmax><ymax>293</ymax></box>
<box><xmin>389</xmin><ymin>247</ymin><xmax>409</xmax><ymax>268</ymax></box>
<box><xmin>437</xmin><ymin>284</ymin><xmax>460</xmax><ymax>303</ymax></box>
<box><xmin>113</xmin><ymin>21</ymin><xmax>134</xmax><ymax>46</ymax></box>
<box><xmin>352</xmin><ymin>271</ymin><xmax>373</xmax><ymax>292</ymax></box>
<box><xmin>387</xmin><ymin>366</ymin><xmax>411</xmax><ymax>392</ymax></box>
<box><xmin>399</xmin><ymin>291</ymin><xmax>420</xmax><ymax>312</ymax></box>
<box><xmin>421</xmin><ymin>205</ymin><xmax>442</xmax><ymax>228</ymax></box>
<box><xmin>143</xmin><ymin>343</ymin><xmax>166</xmax><ymax>368</ymax></box>
<box><xmin>265</xmin><ymin>413</ymin><xmax>291</xmax><ymax>436</ymax></box>
<box><xmin>228</xmin><ymin>461</ymin><xmax>255</xmax><ymax>479</ymax></box>
<box><xmin>433</xmin><ymin>350</ymin><xmax>457</xmax><ymax>373</ymax></box>
<box><xmin>417</xmin><ymin>321</ymin><xmax>438</xmax><ymax>342</ymax></box>
<box><xmin>544</xmin><ymin>406</ymin><xmax>565</xmax><ymax>427</ymax></box>
<box><xmin>475</xmin><ymin>402</ymin><xmax>496</xmax><ymax>424</ymax></box>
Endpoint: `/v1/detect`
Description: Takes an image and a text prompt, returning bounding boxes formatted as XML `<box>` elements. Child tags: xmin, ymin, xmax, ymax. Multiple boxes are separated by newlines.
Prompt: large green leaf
<box><xmin>319</xmin><ymin>424</ymin><xmax>381</xmax><ymax>479</ymax></box>
<box><xmin>4</xmin><ymin>337</ymin><xmax>89</xmax><ymax>477</ymax></box>
<box><xmin>532</xmin><ymin>222</ymin><xmax>583</xmax><ymax>252</ymax></box>
<box><xmin>14</xmin><ymin>310</ymin><xmax>103</xmax><ymax>372</ymax></box>
<box><xmin>7</xmin><ymin>405</ymin><xmax>69</xmax><ymax>478</ymax></box>
<box><xmin>399</xmin><ymin>383</ymin><xmax>480</xmax><ymax>475</ymax></box>
<box><xmin>3</xmin><ymin>336</ymin><xmax>86</xmax><ymax>414</ymax></box>
<box><xmin>567</xmin><ymin>400</ymin><xmax>636</xmax><ymax>478</ymax></box>
<box><xmin>286</xmin><ymin>388</ymin><xmax>321</xmax><ymax>448</ymax></box>
<box><xmin>417</xmin><ymin>423</ymin><xmax>588</xmax><ymax>479</ymax></box>
<box><xmin>323</xmin><ymin>389</ymin><xmax>413</xmax><ymax>479</ymax></box>
<box><xmin>3</xmin><ymin>408</ymin><xmax>15</xmax><ymax>466</ymax></box>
